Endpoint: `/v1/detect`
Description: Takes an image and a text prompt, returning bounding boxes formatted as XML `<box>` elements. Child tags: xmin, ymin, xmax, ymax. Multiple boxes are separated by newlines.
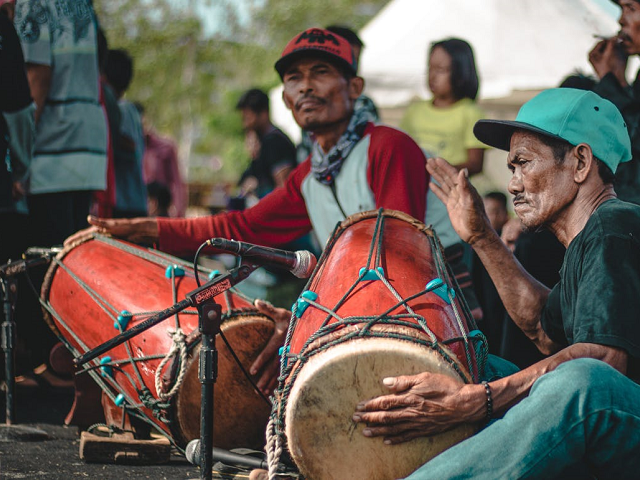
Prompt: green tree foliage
<box><xmin>93</xmin><ymin>0</ymin><xmax>388</xmax><ymax>194</ymax></box>
<box><xmin>252</xmin><ymin>0</ymin><xmax>389</xmax><ymax>47</ymax></box>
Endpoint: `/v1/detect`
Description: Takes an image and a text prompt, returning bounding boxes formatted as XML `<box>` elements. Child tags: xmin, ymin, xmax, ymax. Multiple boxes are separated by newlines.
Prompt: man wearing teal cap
<box><xmin>354</xmin><ymin>88</ymin><xmax>640</xmax><ymax>478</ymax></box>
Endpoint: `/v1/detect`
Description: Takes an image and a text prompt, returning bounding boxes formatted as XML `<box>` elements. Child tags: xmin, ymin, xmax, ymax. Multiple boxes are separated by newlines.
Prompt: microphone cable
<box><xmin>192</xmin><ymin>238</ymin><xmax>272</xmax><ymax>407</ymax></box>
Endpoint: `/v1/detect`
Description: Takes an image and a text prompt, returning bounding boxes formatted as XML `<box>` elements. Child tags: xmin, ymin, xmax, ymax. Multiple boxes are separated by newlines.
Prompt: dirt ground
<box><xmin>0</xmin><ymin>380</ymin><xmax>203</xmax><ymax>479</ymax></box>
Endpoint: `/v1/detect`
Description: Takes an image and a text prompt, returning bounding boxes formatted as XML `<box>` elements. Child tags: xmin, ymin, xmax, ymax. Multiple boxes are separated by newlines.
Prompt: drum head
<box><xmin>284</xmin><ymin>338</ymin><xmax>476</xmax><ymax>480</ymax></box>
<box><xmin>173</xmin><ymin>315</ymin><xmax>274</xmax><ymax>449</ymax></box>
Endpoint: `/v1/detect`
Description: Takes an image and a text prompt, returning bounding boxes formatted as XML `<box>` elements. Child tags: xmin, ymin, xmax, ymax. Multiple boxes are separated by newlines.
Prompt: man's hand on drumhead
<box><xmin>64</xmin><ymin>215</ymin><xmax>160</xmax><ymax>247</ymax></box>
<box><xmin>352</xmin><ymin>372</ymin><xmax>484</xmax><ymax>444</ymax></box>
<box><xmin>426</xmin><ymin>157</ymin><xmax>492</xmax><ymax>247</ymax></box>
<box><xmin>250</xmin><ymin>299</ymin><xmax>291</xmax><ymax>396</ymax></box>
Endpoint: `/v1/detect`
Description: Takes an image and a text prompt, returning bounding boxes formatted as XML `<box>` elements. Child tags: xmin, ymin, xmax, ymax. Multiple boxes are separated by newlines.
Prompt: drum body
<box><xmin>41</xmin><ymin>235</ymin><xmax>273</xmax><ymax>449</ymax></box>
<box><xmin>278</xmin><ymin>210</ymin><xmax>481</xmax><ymax>480</ymax></box>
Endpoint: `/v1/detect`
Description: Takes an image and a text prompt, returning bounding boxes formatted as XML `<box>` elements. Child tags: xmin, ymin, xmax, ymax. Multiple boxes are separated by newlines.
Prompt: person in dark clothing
<box><xmin>589</xmin><ymin>0</ymin><xmax>640</xmax><ymax>204</ymax></box>
<box><xmin>235</xmin><ymin>88</ymin><xmax>297</xmax><ymax>200</ymax></box>
<box><xmin>104</xmin><ymin>49</ymin><xmax>147</xmax><ymax>218</ymax></box>
<box><xmin>146</xmin><ymin>181</ymin><xmax>171</xmax><ymax>217</ymax></box>
<box><xmin>495</xmin><ymin>229</ymin><xmax>565</xmax><ymax>369</ymax></box>
<box><xmin>0</xmin><ymin>9</ymin><xmax>34</xmax><ymax>264</ymax></box>
<box><xmin>472</xmin><ymin>192</ymin><xmax>509</xmax><ymax>352</ymax></box>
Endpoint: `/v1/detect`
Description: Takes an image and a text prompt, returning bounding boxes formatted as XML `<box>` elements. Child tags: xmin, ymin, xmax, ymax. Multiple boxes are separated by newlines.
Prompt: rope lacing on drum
<box><xmin>154</xmin><ymin>328</ymin><xmax>188</xmax><ymax>400</ymax></box>
<box><xmin>265</xmin><ymin>209</ymin><xmax>487</xmax><ymax>478</ymax></box>
<box><xmin>37</xmin><ymin>240</ymin><xmax>199</xmax><ymax>428</ymax></box>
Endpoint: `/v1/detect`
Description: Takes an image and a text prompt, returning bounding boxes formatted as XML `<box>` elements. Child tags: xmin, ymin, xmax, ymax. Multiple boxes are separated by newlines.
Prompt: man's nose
<box><xmin>508</xmin><ymin>172</ymin><xmax>523</xmax><ymax>195</ymax></box>
<box><xmin>298</xmin><ymin>74</ymin><xmax>314</xmax><ymax>93</ymax></box>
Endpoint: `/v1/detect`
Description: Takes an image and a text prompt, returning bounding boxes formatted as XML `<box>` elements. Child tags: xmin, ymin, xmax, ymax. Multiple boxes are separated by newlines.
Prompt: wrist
<box><xmin>481</xmin><ymin>381</ymin><xmax>493</xmax><ymax>424</ymax></box>
<box><xmin>459</xmin><ymin>383</ymin><xmax>490</xmax><ymax>423</ymax></box>
<box><xmin>468</xmin><ymin>226</ymin><xmax>501</xmax><ymax>250</ymax></box>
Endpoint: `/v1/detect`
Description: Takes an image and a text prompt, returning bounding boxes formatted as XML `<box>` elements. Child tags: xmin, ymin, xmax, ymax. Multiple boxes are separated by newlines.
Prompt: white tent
<box><xmin>358</xmin><ymin>0</ymin><xmax>623</xmax><ymax>107</ymax></box>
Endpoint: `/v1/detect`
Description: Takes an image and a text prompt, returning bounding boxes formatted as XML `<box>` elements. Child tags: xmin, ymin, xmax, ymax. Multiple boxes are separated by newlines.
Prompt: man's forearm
<box><xmin>472</xmin><ymin>230</ymin><xmax>555</xmax><ymax>352</ymax></box>
<box><xmin>26</xmin><ymin>63</ymin><xmax>52</xmax><ymax>123</ymax></box>
<box><xmin>489</xmin><ymin>343</ymin><xmax>628</xmax><ymax>416</ymax></box>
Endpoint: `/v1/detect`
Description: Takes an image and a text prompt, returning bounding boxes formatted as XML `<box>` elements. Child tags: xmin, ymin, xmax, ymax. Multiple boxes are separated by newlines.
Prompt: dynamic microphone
<box><xmin>0</xmin><ymin>246</ymin><xmax>61</xmax><ymax>279</ymax></box>
<box><xmin>24</xmin><ymin>246</ymin><xmax>63</xmax><ymax>257</ymax></box>
<box><xmin>208</xmin><ymin>238</ymin><xmax>317</xmax><ymax>279</ymax></box>
<box><xmin>0</xmin><ymin>256</ymin><xmax>53</xmax><ymax>278</ymax></box>
<box><xmin>185</xmin><ymin>440</ymin><xmax>293</xmax><ymax>472</ymax></box>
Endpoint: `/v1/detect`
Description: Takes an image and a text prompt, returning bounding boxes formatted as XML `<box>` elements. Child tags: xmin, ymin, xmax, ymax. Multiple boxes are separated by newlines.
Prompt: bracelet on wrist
<box><xmin>481</xmin><ymin>380</ymin><xmax>493</xmax><ymax>423</ymax></box>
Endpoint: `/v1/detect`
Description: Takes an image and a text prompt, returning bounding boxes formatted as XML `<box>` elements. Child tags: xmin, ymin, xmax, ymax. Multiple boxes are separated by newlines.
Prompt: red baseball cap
<box><xmin>275</xmin><ymin>28</ymin><xmax>357</xmax><ymax>78</ymax></box>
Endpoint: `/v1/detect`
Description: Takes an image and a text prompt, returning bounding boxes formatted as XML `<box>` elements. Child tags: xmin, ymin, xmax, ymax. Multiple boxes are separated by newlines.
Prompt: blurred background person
<box><xmin>146</xmin><ymin>180</ymin><xmax>171</xmax><ymax>217</ymax></box>
<box><xmin>13</xmin><ymin>0</ymin><xmax>107</xmax><ymax>385</ymax></box>
<box><xmin>92</xmin><ymin>28</ymin><xmax>118</xmax><ymax>219</ymax></box>
<box><xmin>234</xmin><ymin>88</ymin><xmax>296</xmax><ymax>203</ymax></box>
<box><xmin>409</xmin><ymin>37</ymin><xmax>486</xmax><ymax>320</ymax></box>
<box><xmin>0</xmin><ymin>0</ymin><xmax>35</xmax><ymax>384</ymax></box>
<box><xmin>483</xmin><ymin>191</ymin><xmax>509</xmax><ymax>235</ymax></box>
<box><xmin>401</xmin><ymin>37</ymin><xmax>485</xmax><ymax>175</ymax></box>
<box><xmin>104</xmin><ymin>48</ymin><xmax>147</xmax><ymax>219</ymax></box>
<box><xmin>0</xmin><ymin>0</ymin><xmax>33</xmax><ymax>265</ymax></box>
<box><xmin>473</xmin><ymin>192</ymin><xmax>509</xmax><ymax>352</ymax></box>
<box><xmin>16</xmin><ymin>0</ymin><xmax>107</xmax><ymax>247</ymax></box>
<box><xmin>137</xmin><ymin>102</ymin><xmax>186</xmax><ymax>217</ymax></box>
<box><xmin>559</xmin><ymin>70</ymin><xmax>598</xmax><ymax>91</ymax></box>
<box><xmin>589</xmin><ymin>0</ymin><xmax>640</xmax><ymax>205</ymax></box>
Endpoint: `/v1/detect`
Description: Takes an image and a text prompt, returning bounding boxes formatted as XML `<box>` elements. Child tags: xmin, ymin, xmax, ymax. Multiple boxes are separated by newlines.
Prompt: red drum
<box><xmin>270</xmin><ymin>209</ymin><xmax>483</xmax><ymax>480</ymax></box>
<box><xmin>41</xmin><ymin>235</ymin><xmax>273</xmax><ymax>449</ymax></box>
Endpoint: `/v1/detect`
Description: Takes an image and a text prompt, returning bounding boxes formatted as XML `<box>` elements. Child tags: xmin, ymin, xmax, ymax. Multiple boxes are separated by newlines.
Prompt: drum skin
<box><xmin>173</xmin><ymin>316</ymin><xmax>273</xmax><ymax>448</ymax></box>
<box><xmin>282</xmin><ymin>210</ymin><xmax>478</xmax><ymax>479</ymax></box>
<box><xmin>42</xmin><ymin>236</ymin><xmax>273</xmax><ymax>449</ymax></box>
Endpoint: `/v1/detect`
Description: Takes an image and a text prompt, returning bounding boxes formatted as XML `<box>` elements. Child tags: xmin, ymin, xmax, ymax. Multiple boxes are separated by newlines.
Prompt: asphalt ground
<box><xmin>0</xmin><ymin>380</ymin><xmax>203</xmax><ymax>479</ymax></box>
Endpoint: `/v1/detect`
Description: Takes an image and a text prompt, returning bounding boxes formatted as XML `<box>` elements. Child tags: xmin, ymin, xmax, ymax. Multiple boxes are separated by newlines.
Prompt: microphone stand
<box><xmin>1</xmin><ymin>273</ymin><xmax>18</xmax><ymax>424</ymax></box>
<box><xmin>0</xmin><ymin>257</ymin><xmax>49</xmax><ymax>441</ymax></box>
<box><xmin>74</xmin><ymin>261</ymin><xmax>260</xmax><ymax>480</ymax></box>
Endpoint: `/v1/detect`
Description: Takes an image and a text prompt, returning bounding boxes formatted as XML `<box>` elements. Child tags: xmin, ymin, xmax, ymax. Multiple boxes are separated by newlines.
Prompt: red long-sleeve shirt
<box><xmin>158</xmin><ymin>123</ymin><xmax>428</xmax><ymax>256</ymax></box>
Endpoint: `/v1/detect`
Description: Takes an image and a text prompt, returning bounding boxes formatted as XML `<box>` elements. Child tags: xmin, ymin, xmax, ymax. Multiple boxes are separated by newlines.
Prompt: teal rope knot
<box><xmin>137</xmin><ymin>387</ymin><xmax>171</xmax><ymax>423</ymax></box>
<box><xmin>469</xmin><ymin>330</ymin><xmax>488</xmax><ymax>379</ymax></box>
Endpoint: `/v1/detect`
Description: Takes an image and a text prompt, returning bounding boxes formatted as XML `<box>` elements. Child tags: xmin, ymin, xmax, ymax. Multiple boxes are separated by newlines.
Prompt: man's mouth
<box><xmin>618</xmin><ymin>31</ymin><xmax>632</xmax><ymax>44</ymax></box>
<box><xmin>296</xmin><ymin>96</ymin><xmax>325</xmax><ymax>111</ymax></box>
<box><xmin>513</xmin><ymin>195</ymin><xmax>526</xmax><ymax>208</ymax></box>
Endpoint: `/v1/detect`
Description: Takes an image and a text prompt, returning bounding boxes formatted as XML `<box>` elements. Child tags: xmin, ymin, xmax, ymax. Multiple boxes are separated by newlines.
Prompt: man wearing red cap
<box><xmin>68</xmin><ymin>28</ymin><xmax>428</xmax><ymax>394</ymax></box>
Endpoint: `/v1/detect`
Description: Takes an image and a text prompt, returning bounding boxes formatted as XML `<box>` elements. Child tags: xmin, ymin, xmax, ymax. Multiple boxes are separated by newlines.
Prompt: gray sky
<box><xmin>191</xmin><ymin>0</ymin><xmax>620</xmax><ymax>37</ymax></box>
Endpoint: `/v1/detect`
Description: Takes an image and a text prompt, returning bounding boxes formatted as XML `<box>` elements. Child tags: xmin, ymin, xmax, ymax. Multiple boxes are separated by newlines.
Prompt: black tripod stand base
<box><xmin>0</xmin><ymin>424</ymin><xmax>50</xmax><ymax>442</ymax></box>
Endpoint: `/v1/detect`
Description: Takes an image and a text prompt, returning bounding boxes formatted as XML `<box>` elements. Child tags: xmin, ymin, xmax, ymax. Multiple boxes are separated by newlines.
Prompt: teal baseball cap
<box><xmin>473</xmin><ymin>88</ymin><xmax>632</xmax><ymax>173</ymax></box>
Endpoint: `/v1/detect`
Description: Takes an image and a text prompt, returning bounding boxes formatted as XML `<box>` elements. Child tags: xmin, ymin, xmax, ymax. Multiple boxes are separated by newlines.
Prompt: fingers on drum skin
<box><xmin>248</xmin><ymin>469</ymin><xmax>268</xmax><ymax>480</ymax></box>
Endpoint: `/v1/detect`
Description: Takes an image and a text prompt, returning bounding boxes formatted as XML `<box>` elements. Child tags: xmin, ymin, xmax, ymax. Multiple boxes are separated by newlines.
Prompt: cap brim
<box><xmin>473</xmin><ymin>119</ymin><xmax>568</xmax><ymax>152</ymax></box>
<box><xmin>275</xmin><ymin>50</ymin><xmax>356</xmax><ymax>78</ymax></box>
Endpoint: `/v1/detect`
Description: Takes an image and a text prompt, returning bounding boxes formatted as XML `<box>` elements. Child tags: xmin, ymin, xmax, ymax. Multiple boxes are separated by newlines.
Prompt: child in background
<box><xmin>400</xmin><ymin>37</ymin><xmax>485</xmax><ymax>174</ymax></box>
<box><xmin>401</xmin><ymin>38</ymin><xmax>486</xmax><ymax>321</ymax></box>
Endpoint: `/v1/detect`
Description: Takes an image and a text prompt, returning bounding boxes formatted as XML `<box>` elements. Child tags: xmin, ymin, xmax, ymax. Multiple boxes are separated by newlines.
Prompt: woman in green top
<box><xmin>400</xmin><ymin>37</ymin><xmax>486</xmax><ymax>175</ymax></box>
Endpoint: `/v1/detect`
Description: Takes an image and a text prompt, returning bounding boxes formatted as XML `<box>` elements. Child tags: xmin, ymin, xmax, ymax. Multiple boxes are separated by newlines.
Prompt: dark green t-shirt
<box><xmin>540</xmin><ymin>198</ymin><xmax>640</xmax><ymax>380</ymax></box>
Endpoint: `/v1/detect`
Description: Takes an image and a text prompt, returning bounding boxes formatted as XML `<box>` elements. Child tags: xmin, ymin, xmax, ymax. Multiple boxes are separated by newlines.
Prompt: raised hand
<box><xmin>426</xmin><ymin>157</ymin><xmax>493</xmax><ymax>246</ymax></box>
<box><xmin>589</xmin><ymin>38</ymin><xmax>628</xmax><ymax>86</ymax></box>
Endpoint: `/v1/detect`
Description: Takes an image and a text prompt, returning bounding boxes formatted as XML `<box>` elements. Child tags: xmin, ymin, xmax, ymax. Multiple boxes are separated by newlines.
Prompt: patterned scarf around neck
<box><xmin>310</xmin><ymin>106</ymin><xmax>372</xmax><ymax>185</ymax></box>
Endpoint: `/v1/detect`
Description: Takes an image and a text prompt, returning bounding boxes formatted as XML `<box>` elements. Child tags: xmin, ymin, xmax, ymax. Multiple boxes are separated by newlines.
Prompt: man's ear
<box><xmin>348</xmin><ymin>76</ymin><xmax>365</xmax><ymax>100</ymax></box>
<box><xmin>573</xmin><ymin>143</ymin><xmax>595</xmax><ymax>184</ymax></box>
<box><xmin>282</xmin><ymin>89</ymin><xmax>293</xmax><ymax>111</ymax></box>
